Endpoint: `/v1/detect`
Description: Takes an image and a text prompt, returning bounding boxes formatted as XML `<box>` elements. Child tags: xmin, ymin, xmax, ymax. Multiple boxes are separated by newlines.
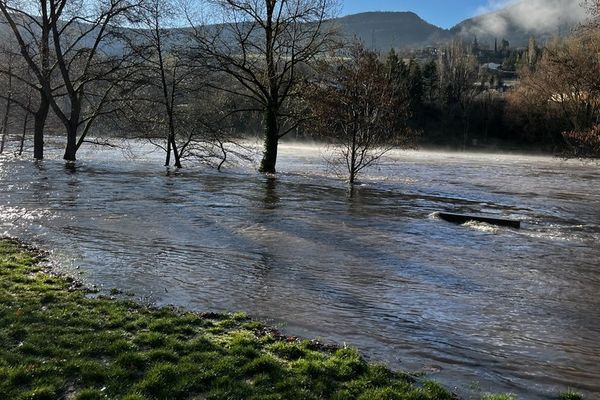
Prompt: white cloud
<box><xmin>467</xmin><ymin>0</ymin><xmax>588</xmax><ymax>37</ymax></box>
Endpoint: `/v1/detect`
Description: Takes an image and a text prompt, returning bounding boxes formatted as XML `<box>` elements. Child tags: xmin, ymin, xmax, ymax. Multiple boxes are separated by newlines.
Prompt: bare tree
<box><xmin>309</xmin><ymin>44</ymin><xmax>414</xmax><ymax>184</ymax></box>
<box><xmin>47</xmin><ymin>0</ymin><xmax>141</xmax><ymax>162</ymax></box>
<box><xmin>518</xmin><ymin>34</ymin><xmax>600</xmax><ymax>131</ymax></box>
<box><xmin>0</xmin><ymin>0</ymin><xmax>140</xmax><ymax>161</ymax></box>
<box><xmin>508</xmin><ymin>0</ymin><xmax>600</xmax><ymax>158</ymax></box>
<box><xmin>124</xmin><ymin>2</ymin><xmax>251</xmax><ymax>170</ymax></box>
<box><xmin>0</xmin><ymin>0</ymin><xmax>54</xmax><ymax>159</ymax></box>
<box><xmin>182</xmin><ymin>89</ymin><xmax>255</xmax><ymax>170</ymax></box>
<box><xmin>583</xmin><ymin>0</ymin><xmax>600</xmax><ymax>29</ymax></box>
<box><xmin>0</xmin><ymin>55</ymin><xmax>14</xmax><ymax>154</ymax></box>
<box><xmin>0</xmin><ymin>45</ymin><xmax>38</xmax><ymax>155</ymax></box>
<box><xmin>186</xmin><ymin>0</ymin><xmax>339</xmax><ymax>173</ymax></box>
<box><xmin>18</xmin><ymin>95</ymin><xmax>34</xmax><ymax>155</ymax></box>
<box><xmin>128</xmin><ymin>0</ymin><xmax>192</xmax><ymax>168</ymax></box>
<box><xmin>564</xmin><ymin>125</ymin><xmax>600</xmax><ymax>158</ymax></box>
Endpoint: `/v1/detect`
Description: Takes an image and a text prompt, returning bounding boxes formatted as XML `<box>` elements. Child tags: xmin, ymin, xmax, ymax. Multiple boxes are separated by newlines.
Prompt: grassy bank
<box><xmin>0</xmin><ymin>238</ymin><xmax>547</xmax><ymax>400</ymax></box>
<box><xmin>0</xmin><ymin>239</ymin><xmax>456</xmax><ymax>400</ymax></box>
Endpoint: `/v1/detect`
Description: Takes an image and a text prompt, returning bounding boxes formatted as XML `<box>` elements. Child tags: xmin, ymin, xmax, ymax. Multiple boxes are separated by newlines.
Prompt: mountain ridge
<box><xmin>335</xmin><ymin>11</ymin><xmax>451</xmax><ymax>49</ymax></box>
<box><xmin>338</xmin><ymin>0</ymin><xmax>587</xmax><ymax>50</ymax></box>
<box><xmin>0</xmin><ymin>1</ymin><xmax>586</xmax><ymax>54</ymax></box>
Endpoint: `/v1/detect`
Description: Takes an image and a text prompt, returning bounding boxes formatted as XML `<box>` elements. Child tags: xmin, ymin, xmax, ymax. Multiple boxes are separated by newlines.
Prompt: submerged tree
<box><xmin>309</xmin><ymin>44</ymin><xmax>415</xmax><ymax>184</ymax></box>
<box><xmin>0</xmin><ymin>0</ymin><xmax>141</xmax><ymax>162</ymax></box>
<box><xmin>125</xmin><ymin>0</ymin><xmax>250</xmax><ymax>170</ymax></box>
<box><xmin>187</xmin><ymin>0</ymin><xmax>339</xmax><ymax>173</ymax></box>
<box><xmin>130</xmin><ymin>0</ymin><xmax>189</xmax><ymax>168</ymax></box>
<box><xmin>0</xmin><ymin>0</ymin><xmax>55</xmax><ymax>159</ymax></box>
<box><xmin>0</xmin><ymin>53</ymin><xmax>15</xmax><ymax>154</ymax></box>
<box><xmin>48</xmin><ymin>0</ymin><xmax>141</xmax><ymax>162</ymax></box>
<box><xmin>0</xmin><ymin>44</ymin><xmax>38</xmax><ymax>156</ymax></box>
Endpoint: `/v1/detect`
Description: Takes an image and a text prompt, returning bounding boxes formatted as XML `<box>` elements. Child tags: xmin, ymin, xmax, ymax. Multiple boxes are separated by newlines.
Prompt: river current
<box><xmin>1</xmin><ymin>143</ymin><xmax>599</xmax><ymax>399</ymax></box>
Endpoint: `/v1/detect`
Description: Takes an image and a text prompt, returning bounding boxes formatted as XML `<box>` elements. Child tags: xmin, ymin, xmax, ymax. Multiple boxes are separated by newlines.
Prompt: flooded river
<box><xmin>1</xmin><ymin>143</ymin><xmax>599</xmax><ymax>399</ymax></box>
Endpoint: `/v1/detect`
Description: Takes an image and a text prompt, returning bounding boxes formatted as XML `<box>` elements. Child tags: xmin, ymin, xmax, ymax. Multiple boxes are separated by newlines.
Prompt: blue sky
<box><xmin>341</xmin><ymin>0</ymin><xmax>507</xmax><ymax>28</ymax></box>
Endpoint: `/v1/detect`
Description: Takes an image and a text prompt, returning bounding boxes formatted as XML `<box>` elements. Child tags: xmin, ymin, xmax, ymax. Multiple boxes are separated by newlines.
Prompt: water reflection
<box><xmin>262</xmin><ymin>177</ymin><xmax>279</xmax><ymax>209</ymax></box>
<box><xmin>0</xmin><ymin>147</ymin><xmax>599</xmax><ymax>399</ymax></box>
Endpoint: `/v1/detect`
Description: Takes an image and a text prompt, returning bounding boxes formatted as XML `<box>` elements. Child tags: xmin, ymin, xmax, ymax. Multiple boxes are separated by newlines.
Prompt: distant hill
<box><xmin>336</xmin><ymin>0</ymin><xmax>588</xmax><ymax>50</ymax></box>
<box><xmin>451</xmin><ymin>0</ymin><xmax>587</xmax><ymax>47</ymax></box>
<box><xmin>335</xmin><ymin>12</ymin><xmax>450</xmax><ymax>50</ymax></box>
<box><xmin>0</xmin><ymin>0</ymin><xmax>589</xmax><ymax>55</ymax></box>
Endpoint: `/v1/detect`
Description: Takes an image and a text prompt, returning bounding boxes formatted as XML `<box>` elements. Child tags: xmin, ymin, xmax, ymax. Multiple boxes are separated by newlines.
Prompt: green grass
<box><xmin>559</xmin><ymin>390</ymin><xmax>584</xmax><ymax>400</ymax></box>
<box><xmin>0</xmin><ymin>238</ymin><xmax>460</xmax><ymax>400</ymax></box>
<box><xmin>481</xmin><ymin>394</ymin><xmax>515</xmax><ymax>400</ymax></box>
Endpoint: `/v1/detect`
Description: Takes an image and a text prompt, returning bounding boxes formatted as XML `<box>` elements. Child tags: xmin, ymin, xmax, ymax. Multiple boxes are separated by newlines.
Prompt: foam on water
<box><xmin>461</xmin><ymin>220</ymin><xmax>501</xmax><ymax>233</ymax></box>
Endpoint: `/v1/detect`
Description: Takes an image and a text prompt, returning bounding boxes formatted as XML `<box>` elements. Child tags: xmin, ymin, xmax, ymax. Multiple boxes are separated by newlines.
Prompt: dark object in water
<box><xmin>438</xmin><ymin>212</ymin><xmax>521</xmax><ymax>229</ymax></box>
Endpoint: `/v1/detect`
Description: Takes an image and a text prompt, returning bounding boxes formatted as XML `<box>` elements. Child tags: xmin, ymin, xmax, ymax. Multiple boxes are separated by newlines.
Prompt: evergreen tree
<box><xmin>527</xmin><ymin>37</ymin><xmax>540</xmax><ymax>68</ymax></box>
<box><xmin>422</xmin><ymin>61</ymin><xmax>439</xmax><ymax>104</ymax></box>
<box><xmin>472</xmin><ymin>36</ymin><xmax>480</xmax><ymax>55</ymax></box>
<box><xmin>407</xmin><ymin>59</ymin><xmax>424</xmax><ymax>112</ymax></box>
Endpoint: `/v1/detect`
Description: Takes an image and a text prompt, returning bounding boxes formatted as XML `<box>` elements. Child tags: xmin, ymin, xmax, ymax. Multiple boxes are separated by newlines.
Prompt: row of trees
<box><xmin>0</xmin><ymin>0</ymin><xmax>346</xmax><ymax>174</ymax></box>
<box><xmin>0</xmin><ymin>0</ymin><xmax>421</xmax><ymax>182</ymax></box>
<box><xmin>0</xmin><ymin>0</ymin><xmax>141</xmax><ymax>161</ymax></box>
<box><xmin>373</xmin><ymin>0</ymin><xmax>600</xmax><ymax>160</ymax></box>
<box><xmin>509</xmin><ymin>15</ymin><xmax>600</xmax><ymax>158</ymax></box>
<box><xmin>380</xmin><ymin>42</ymin><xmax>492</xmax><ymax>150</ymax></box>
<box><xmin>1</xmin><ymin>0</ymin><xmax>598</xmax><ymax>184</ymax></box>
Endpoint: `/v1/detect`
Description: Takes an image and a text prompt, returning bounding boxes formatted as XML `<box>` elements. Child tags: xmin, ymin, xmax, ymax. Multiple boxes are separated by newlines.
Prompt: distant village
<box><xmin>397</xmin><ymin>36</ymin><xmax>541</xmax><ymax>92</ymax></box>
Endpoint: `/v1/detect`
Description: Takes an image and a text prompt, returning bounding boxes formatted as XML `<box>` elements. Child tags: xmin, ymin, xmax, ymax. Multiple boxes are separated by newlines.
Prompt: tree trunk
<box><xmin>63</xmin><ymin>129</ymin><xmax>77</xmax><ymax>162</ymax></box>
<box><xmin>19</xmin><ymin>110</ymin><xmax>29</xmax><ymax>156</ymax></box>
<box><xmin>63</xmin><ymin>119</ymin><xmax>78</xmax><ymax>162</ymax></box>
<box><xmin>165</xmin><ymin>135</ymin><xmax>172</xmax><ymax>166</ymax></box>
<box><xmin>33</xmin><ymin>94</ymin><xmax>49</xmax><ymax>160</ymax></box>
<box><xmin>169</xmin><ymin>135</ymin><xmax>182</xmax><ymax>168</ymax></box>
<box><xmin>461</xmin><ymin>104</ymin><xmax>469</xmax><ymax>150</ymax></box>
<box><xmin>349</xmin><ymin>129</ymin><xmax>357</xmax><ymax>184</ymax></box>
<box><xmin>260</xmin><ymin>3</ymin><xmax>280</xmax><ymax>175</ymax></box>
<box><xmin>463</xmin><ymin>114</ymin><xmax>470</xmax><ymax>150</ymax></box>
<box><xmin>165</xmin><ymin>110</ymin><xmax>182</xmax><ymax>168</ymax></box>
<box><xmin>63</xmin><ymin>96</ymin><xmax>81</xmax><ymax>162</ymax></box>
<box><xmin>0</xmin><ymin>71</ymin><xmax>12</xmax><ymax>154</ymax></box>
<box><xmin>259</xmin><ymin>106</ymin><xmax>278</xmax><ymax>173</ymax></box>
<box><xmin>0</xmin><ymin>106</ymin><xmax>10</xmax><ymax>154</ymax></box>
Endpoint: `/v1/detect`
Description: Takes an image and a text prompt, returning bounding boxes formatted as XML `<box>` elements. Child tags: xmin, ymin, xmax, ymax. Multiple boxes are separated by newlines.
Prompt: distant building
<box><xmin>483</xmin><ymin>62</ymin><xmax>501</xmax><ymax>71</ymax></box>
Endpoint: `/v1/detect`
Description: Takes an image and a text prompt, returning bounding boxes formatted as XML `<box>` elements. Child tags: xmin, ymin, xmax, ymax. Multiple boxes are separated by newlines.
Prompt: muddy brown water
<box><xmin>1</xmin><ymin>144</ymin><xmax>599</xmax><ymax>399</ymax></box>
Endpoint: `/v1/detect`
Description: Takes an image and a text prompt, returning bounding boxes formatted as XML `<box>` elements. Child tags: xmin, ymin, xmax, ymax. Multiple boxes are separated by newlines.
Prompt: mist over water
<box><xmin>1</xmin><ymin>143</ymin><xmax>599</xmax><ymax>399</ymax></box>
